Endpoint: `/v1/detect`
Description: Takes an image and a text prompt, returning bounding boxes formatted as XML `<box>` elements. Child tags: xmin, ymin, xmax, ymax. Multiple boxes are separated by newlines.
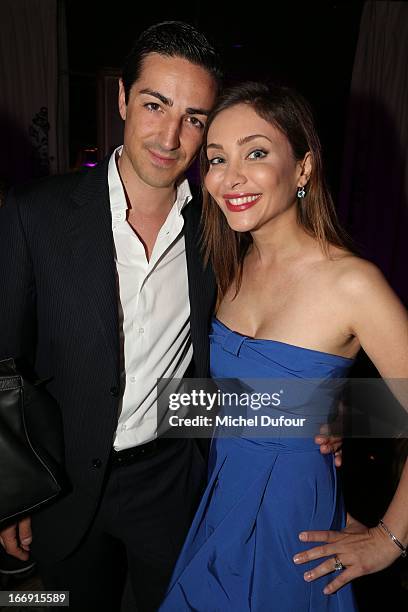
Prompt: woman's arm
<box><xmin>293</xmin><ymin>260</ymin><xmax>408</xmax><ymax>593</ymax></box>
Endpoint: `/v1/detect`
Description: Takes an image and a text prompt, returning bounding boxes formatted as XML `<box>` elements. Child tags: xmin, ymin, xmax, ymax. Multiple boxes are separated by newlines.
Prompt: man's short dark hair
<box><xmin>121</xmin><ymin>21</ymin><xmax>223</xmax><ymax>103</ymax></box>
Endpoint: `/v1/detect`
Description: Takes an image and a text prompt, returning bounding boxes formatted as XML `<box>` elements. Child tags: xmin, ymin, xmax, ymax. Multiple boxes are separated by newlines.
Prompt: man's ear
<box><xmin>118</xmin><ymin>79</ymin><xmax>127</xmax><ymax>121</ymax></box>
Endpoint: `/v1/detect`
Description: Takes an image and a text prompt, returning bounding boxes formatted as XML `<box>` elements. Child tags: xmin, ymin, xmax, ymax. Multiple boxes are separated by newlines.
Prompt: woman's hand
<box><xmin>293</xmin><ymin>513</ymin><xmax>402</xmax><ymax>594</ymax></box>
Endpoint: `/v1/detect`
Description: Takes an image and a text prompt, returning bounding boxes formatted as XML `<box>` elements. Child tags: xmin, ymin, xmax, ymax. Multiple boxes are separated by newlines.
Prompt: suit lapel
<box><xmin>67</xmin><ymin>159</ymin><xmax>119</xmax><ymax>370</ymax></box>
<box><xmin>183</xmin><ymin>194</ymin><xmax>216</xmax><ymax>376</ymax></box>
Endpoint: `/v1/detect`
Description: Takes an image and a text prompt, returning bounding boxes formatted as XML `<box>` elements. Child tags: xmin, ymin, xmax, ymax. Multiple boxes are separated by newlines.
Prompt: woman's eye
<box><xmin>248</xmin><ymin>149</ymin><xmax>267</xmax><ymax>160</ymax></box>
<box><xmin>145</xmin><ymin>102</ymin><xmax>161</xmax><ymax>112</ymax></box>
<box><xmin>208</xmin><ymin>157</ymin><xmax>224</xmax><ymax>166</ymax></box>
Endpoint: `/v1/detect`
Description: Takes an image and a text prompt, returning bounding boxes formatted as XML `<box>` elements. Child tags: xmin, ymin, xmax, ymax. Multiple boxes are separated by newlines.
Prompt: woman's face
<box><xmin>205</xmin><ymin>103</ymin><xmax>305</xmax><ymax>234</ymax></box>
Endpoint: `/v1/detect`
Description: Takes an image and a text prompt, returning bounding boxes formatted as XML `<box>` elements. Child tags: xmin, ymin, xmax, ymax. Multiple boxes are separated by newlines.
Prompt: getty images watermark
<box><xmin>167</xmin><ymin>388</ymin><xmax>306</xmax><ymax>429</ymax></box>
<box><xmin>156</xmin><ymin>379</ymin><xmax>322</xmax><ymax>438</ymax></box>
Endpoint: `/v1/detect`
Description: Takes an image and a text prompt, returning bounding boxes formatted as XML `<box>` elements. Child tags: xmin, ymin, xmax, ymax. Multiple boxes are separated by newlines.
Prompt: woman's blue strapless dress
<box><xmin>160</xmin><ymin>318</ymin><xmax>358</xmax><ymax>611</ymax></box>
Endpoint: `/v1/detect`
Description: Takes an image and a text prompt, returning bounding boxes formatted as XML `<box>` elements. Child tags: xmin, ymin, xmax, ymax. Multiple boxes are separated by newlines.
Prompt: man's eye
<box><xmin>187</xmin><ymin>116</ymin><xmax>205</xmax><ymax>129</ymax></box>
<box><xmin>145</xmin><ymin>102</ymin><xmax>161</xmax><ymax>112</ymax></box>
<box><xmin>208</xmin><ymin>157</ymin><xmax>224</xmax><ymax>166</ymax></box>
<box><xmin>248</xmin><ymin>149</ymin><xmax>267</xmax><ymax>160</ymax></box>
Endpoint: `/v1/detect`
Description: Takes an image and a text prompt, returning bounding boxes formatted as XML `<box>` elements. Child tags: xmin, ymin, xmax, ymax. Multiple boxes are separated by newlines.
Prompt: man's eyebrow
<box><xmin>186</xmin><ymin>107</ymin><xmax>211</xmax><ymax>117</ymax></box>
<box><xmin>139</xmin><ymin>89</ymin><xmax>172</xmax><ymax>106</ymax></box>
<box><xmin>206</xmin><ymin>143</ymin><xmax>223</xmax><ymax>150</ymax></box>
<box><xmin>139</xmin><ymin>89</ymin><xmax>210</xmax><ymax>116</ymax></box>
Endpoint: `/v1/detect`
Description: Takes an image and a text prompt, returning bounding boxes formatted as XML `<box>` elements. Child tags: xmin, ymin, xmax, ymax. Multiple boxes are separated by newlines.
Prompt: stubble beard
<box><xmin>134</xmin><ymin>149</ymin><xmax>187</xmax><ymax>190</ymax></box>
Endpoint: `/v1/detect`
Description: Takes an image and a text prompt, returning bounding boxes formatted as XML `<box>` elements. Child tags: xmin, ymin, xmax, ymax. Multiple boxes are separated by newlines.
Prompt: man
<box><xmin>0</xmin><ymin>21</ymin><xmax>340</xmax><ymax>611</ymax></box>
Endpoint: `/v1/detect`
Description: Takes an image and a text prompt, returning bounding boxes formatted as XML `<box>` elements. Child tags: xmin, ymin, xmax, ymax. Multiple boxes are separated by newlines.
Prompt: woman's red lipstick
<box><xmin>223</xmin><ymin>193</ymin><xmax>261</xmax><ymax>212</ymax></box>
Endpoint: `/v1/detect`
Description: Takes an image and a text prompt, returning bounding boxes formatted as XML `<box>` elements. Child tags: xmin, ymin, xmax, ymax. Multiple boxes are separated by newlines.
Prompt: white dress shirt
<box><xmin>109</xmin><ymin>146</ymin><xmax>193</xmax><ymax>450</ymax></box>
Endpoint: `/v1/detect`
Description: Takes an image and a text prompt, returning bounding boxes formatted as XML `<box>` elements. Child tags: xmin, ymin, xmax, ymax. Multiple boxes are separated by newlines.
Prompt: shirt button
<box><xmin>121</xmin><ymin>424</ymin><xmax>127</xmax><ymax>431</ymax></box>
<box><xmin>110</xmin><ymin>386</ymin><xmax>119</xmax><ymax>397</ymax></box>
<box><xmin>130</xmin><ymin>376</ymin><xmax>136</xmax><ymax>383</ymax></box>
<box><xmin>138</xmin><ymin>328</ymin><xmax>144</xmax><ymax>334</ymax></box>
<box><xmin>91</xmin><ymin>458</ymin><xmax>102</xmax><ymax>468</ymax></box>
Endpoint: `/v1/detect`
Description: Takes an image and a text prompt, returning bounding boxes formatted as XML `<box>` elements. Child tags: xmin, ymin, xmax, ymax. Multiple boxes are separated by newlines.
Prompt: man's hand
<box><xmin>292</xmin><ymin>514</ymin><xmax>400</xmax><ymax>594</ymax></box>
<box><xmin>314</xmin><ymin>433</ymin><xmax>342</xmax><ymax>467</ymax></box>
<box><xmin>0</xmin><ymin>516</ymin><xmax>32</xmax><ymax>561</ymax></box>
<box><xmin>314</xmin><ymin>401</ymin><xmax>346</xmax><ymax>467</ymax></box>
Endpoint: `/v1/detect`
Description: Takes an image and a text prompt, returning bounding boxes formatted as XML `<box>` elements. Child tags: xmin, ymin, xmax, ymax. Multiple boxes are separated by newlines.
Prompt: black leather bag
<box><xmin>0</xmin><ymin>358</ymin><xmax>66</xmax><ymax>525</ymax></box>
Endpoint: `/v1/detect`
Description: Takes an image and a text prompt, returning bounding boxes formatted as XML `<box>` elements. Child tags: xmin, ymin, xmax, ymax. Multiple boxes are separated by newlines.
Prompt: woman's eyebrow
<box><xmin>237</xmin><ymin>134</ymin><xmax>272</xmax><ymax>145</ymax></box>
<box><xmin>207</xmin><ymin>134</ymin><xmax>272</xmax><ymax>150</ymax></box>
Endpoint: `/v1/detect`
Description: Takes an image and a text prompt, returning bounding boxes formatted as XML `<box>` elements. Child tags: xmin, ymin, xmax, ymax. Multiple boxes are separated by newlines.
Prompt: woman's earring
<box><xmin>297</xmin><ymin>186</ymin><xmax>307</xmax><ymax>199</ymax></box>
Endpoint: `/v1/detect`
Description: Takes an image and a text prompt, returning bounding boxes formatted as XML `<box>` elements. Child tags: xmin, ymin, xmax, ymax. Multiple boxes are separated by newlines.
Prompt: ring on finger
<box><xmin>333</xmin><ymin>556</ymin><xmax>345</xmax><ymax>571</ymax></box>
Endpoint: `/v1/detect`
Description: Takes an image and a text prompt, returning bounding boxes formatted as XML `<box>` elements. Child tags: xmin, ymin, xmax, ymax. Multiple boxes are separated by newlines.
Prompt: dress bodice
<box><xmin>210</xmin><ymin>317</ymin><xmax>353</xmax><ymax>379</ymax></box>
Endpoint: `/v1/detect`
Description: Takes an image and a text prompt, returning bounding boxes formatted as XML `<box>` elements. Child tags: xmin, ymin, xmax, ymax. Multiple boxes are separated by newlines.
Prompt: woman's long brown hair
<box><xmin>200</xmin><ymin>81</ymin><xmax>353</xmax><ymax>299</ymax></box>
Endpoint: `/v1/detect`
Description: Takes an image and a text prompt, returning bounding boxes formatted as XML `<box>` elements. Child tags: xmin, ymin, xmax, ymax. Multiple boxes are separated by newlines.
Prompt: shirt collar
<box><xmin>108</xmin><ymin>145</ymin><xmax>192</xmax><ymax>215</ymax></box>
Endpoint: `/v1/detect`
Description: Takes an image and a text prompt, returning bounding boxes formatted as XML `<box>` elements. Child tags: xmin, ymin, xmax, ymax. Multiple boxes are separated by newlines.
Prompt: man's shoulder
<box><xmin>9</xmin><ymin>159</ymin><xmax>109</xmax><ymax>216</ymax></box>
<box><xmin>12</xmin><ymin>168</ymin><xmax>89</xmax><ymax>204</ymax></box>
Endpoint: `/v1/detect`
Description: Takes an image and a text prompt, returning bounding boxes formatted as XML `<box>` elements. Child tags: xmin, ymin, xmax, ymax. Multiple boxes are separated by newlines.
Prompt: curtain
<box><xmin>339</xmin><ymin>1</ymin><xmax>408</xmax><ymax>304</ymax></box>
<box><xmin>0</xmin><ymin>0</ymin><xmax>69</xmax><ymax>186</ymax></box>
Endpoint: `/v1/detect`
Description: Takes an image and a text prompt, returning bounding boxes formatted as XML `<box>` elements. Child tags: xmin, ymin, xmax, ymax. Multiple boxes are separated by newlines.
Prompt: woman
<box><xmin>160</xmin><ymin>82</ymin><xmax>408</xmax><ymax>610</ymax></box>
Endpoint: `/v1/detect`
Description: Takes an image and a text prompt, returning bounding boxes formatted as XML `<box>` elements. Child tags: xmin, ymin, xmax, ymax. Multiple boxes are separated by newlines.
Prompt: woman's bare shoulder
<box><xmin>325</xmin><ymin>248</ymin><xmax>388</xmax><ymax>296</ymax></box>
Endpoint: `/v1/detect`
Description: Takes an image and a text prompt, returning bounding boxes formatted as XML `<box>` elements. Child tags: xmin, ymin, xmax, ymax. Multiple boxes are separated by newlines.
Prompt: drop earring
<box><xmin>297</xmin><ymin>186</ymin><xmax>306</xmax><ymax>198</ymax></box>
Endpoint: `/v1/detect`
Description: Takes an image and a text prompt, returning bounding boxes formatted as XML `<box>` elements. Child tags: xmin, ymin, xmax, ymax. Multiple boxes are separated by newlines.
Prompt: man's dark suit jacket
<box><xmin>0</xmin><ymin>157</ymin><xmax>216</xmax><ymax>562</ymax></box>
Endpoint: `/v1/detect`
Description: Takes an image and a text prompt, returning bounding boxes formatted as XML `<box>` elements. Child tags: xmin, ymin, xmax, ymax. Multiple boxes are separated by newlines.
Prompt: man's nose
<box><xmin>159</xmin><ymin>119</ymin><xmax>181</xmax><ymax>151</ymax></box>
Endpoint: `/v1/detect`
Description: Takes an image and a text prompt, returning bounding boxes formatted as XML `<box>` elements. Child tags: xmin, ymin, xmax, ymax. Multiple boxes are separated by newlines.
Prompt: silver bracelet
<box><xmin>379</xmin><ymin>519</ymin><xmax>407</xmax><ymax>558</ymax></box>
